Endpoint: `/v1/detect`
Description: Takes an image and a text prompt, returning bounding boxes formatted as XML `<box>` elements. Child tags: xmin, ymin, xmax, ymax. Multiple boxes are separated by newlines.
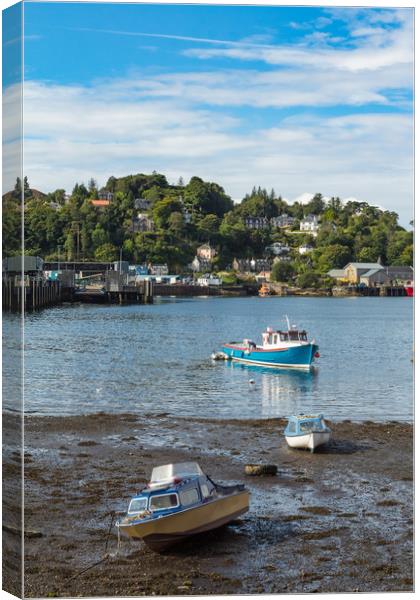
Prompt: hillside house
<box><xmin>265</xmin><ymin>242</ymin><xmax>290</xmax><ymax>256</ymax></box>
<box><xmin>98</xmin><ymin>190</ymin><xmax>114</xmax><ymax>201</ymax></box>
<box><xmin>300</xmin><ymin>214</ymin><xmax>319</xmax><ymax>233</ymax></box>
<box><xmin>90</xmin><ymin>199</ymin><xmax>111</xmax><ymax>209</ymax></box>
<box><xmin>244</xmin><ymin>216</ymin><xmax>269</xmax><ymax>230</ymax></box>
<box><xmin>271</xmin><ymin>214</ymin><xmax>295</xmax><ymax>228</ymax></box>
<box><xmin>134</xmin><ymin>198</ymin><xmax>152</xmax><ymax>211</ymax></box>
<box><xmin>299</xmin><ymin>244</ymin><xmax>314</xmax><ymax>255</ymax></box>
<box><xmin>132</xmin><ymin>213</ymin><xmax>154</xmax><ymax>233</ymax></box>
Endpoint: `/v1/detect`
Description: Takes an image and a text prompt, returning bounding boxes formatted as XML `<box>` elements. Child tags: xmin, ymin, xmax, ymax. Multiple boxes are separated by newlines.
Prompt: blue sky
<box><xmin>3</xmin><ymin>1</ymin><xmax>414</xmax><ymax>224</ymax></box>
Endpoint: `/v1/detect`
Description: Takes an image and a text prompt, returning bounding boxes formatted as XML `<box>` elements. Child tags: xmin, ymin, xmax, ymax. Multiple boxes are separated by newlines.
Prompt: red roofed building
<box><xmin>91</xmin><ymin>199</ymin><xmax>111</xmax><ymax>208</ymax></box>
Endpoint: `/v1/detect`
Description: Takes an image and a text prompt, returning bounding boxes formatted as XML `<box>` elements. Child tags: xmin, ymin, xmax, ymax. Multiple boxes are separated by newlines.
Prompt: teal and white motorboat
<box><xmin>221</xmin><ymin>316</ymin><xmax>319</xmax><ymax>370</ymax></box>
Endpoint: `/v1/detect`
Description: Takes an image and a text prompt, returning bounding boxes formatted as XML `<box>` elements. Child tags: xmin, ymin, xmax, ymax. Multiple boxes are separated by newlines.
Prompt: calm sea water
<box><xmin>2</xmin><ymin>296</ymin><xmax>413</xmax><ymax>422</ymax></box>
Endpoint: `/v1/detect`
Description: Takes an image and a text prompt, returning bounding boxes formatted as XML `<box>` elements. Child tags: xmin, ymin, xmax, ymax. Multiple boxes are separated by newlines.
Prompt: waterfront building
<box><xmin>196</xmin><ymin>243</ymin><xmax>217</xmax><ymax>261</ymax></box>
<box><xmin>192</xmin><ymin>256</ymin><xmax>212</xmax><ymax>272</ymax></box>
<box><xmin>327</xmin><ymin>268</ymin><xmax>347</xmax><ymax>282</ymax></box>
<box><xmin>384</xmin><ymin>266</ymin><xmax>413</xmax><ymax>286</ymax></box>
<box><xmin>149</xmin><ymin>264</ymin><xmax>169</xmax><ymax>276</ymax></box>
<box><xmin>342</xmin><ymin>262</ymin><xmax>383</xmax><ymax>284</ymax></box>
<box><xmin>327</xmin><ymin>263</ymin><xmax>413</xmax><ymax>286</ymax></box>
<box><xmin>255</xmin><ymin>270</ymin><xmax>271</xmax><ymax>283</ymax></box>
<box><xmin>232</xmin><ymin>257</ymin><xmax>272</xmax><ymax>273</ymax></box>
<box><xmin>359</xmin><ymin>268</ymin><xmax>390</xmax><ymax>287</ymax></box>
<box><xmin>197</xmin><ymin>274</ymin><xmax>221</xmax><ymax>287</ymax></box>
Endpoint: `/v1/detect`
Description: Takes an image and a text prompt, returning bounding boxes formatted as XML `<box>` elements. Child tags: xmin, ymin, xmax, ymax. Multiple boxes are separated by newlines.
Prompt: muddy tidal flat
<box><xmin>3</xmin><ymin>412</ymin><xmax>413</xmax><ymax>596</ymax></box>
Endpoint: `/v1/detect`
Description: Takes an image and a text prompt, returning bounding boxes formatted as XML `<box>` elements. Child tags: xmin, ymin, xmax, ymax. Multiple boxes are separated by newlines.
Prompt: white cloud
<box><xmin>1</xmin><ymin>78</ymin><xmax>409</xmax><ymax>225</ymax></box>
<box><xmin>184</xmin><ymin>10</ymin><xmax>413</xmax><ymax>73</ymax></box>
<box><xmin>2</xmin><ymin>9</ymin><xmax>412</xmax><ymax>225</ymax></box>
<box><xmin>124</xmin><ymin>64</ymin><xmax>410</xmax><ymax>109</ymax></box>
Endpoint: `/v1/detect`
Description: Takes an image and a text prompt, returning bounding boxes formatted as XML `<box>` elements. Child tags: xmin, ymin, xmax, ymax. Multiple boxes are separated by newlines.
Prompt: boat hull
<box><xmin>285</xmin><ymin>431</ymin><xmax>331</xmax><ymax>452</ymax></box>
<box><xmin>118</xmin><ymin>490</ymin><xmax>249</xmax><ymax>551</ymax></box>
<box><xmin>222</xmin><ymin>343</ymin><xmax>318</xmax><ymax>370</ymax></box>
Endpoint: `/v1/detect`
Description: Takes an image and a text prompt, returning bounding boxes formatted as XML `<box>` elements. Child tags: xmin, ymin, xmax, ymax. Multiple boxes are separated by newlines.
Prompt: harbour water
<box><xmin>3</xmin><ymin>296</ymin><xmax>413</xmax><ymax>421</ymax></box>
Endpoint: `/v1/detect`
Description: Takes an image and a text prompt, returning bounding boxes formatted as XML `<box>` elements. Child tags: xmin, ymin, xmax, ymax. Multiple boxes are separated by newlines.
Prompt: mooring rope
<box><xmin>55</xmin><ymin>510</ymin><xmax>122</xmax><ymax>593</ymax></box>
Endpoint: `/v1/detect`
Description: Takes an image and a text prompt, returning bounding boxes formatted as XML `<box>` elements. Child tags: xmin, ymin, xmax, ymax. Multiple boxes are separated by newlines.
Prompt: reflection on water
<box><xmin>229</xmin><ymin>362</ymin><xmax>318</xmax><ymax>417</ymax></box>
<box><xmin>2</xmin><ymin>296</ymin><xmax>413</xmax><ymax>422</ymax></box>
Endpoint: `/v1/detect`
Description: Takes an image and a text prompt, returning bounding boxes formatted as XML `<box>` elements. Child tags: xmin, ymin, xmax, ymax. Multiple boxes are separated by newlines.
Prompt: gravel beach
<box><xmin>3</xmin><ymin>412</ymin><xmax>413</xmax><ymax>596</ymax></box>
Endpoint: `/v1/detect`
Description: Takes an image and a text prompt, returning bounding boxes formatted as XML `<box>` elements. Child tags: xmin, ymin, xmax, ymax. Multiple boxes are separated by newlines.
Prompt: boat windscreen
<box><xmin>151</xmin><ymin>462</ymin><xmax>203</xmax><ymax>483</ymax></box>
<box><xmin>299</xmin><ymin>419</ymin><xmax>322</xmax><ymax>432</ymax></box>
<box><xmin>128</xmin><ymin>497</ymin><xmax>148</xmax><ymax>514</ymax></box>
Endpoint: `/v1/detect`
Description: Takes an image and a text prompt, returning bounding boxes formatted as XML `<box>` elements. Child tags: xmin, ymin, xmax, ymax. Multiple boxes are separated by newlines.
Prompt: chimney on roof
<box><xmin>378</xmin><ymin>256</ymin><xmax>383</xmax><ymax>266</ymax></box>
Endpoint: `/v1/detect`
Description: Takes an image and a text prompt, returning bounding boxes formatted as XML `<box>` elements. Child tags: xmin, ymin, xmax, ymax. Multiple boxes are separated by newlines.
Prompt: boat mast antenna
<box><xmin>284</xmin><ymin>314</ymin><xmax>291</xmax><ymax>331</ymax></box>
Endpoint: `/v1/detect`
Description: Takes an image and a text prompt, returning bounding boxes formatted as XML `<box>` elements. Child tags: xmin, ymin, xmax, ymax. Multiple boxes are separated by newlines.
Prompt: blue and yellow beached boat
<box><xmin>221</xmin><ymin>317</ymin><xmax>319</xmax><ymax>370</ymax></box>
<box><xmin>117</xmin><ymin>462</ymin><xmax>249</xmax><ymax>551</ymax></box>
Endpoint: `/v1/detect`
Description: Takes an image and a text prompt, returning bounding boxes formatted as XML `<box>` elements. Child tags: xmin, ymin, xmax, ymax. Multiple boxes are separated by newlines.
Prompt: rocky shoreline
<box><xmin>3</xmin><ymin>412</ymin><xmax>414</xmax><ymax>596</ymax></box>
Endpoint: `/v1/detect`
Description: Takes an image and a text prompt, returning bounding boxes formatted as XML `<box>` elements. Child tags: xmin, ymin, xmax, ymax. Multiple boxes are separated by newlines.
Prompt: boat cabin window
<box><xmin>128</xmin><ymin>497</ymin><xmax>148</xmax><ymax>514</ymax></box>
<box><xmin>288</xmin><ymin>330</ymin><xmax>299</xmax><ymax>341</ymax></box>
<box><xmin>299</xmin><ymin>420</ymin><xmax>320</xmax><ymax>432</ymax></box>
<box><xmin>180</xmin><ymin>487</ymin><xmax>200</xmax><ymax>507</ymax></box>
<box><xmin>288</xmin><ymin>422</ymin><xmax>296</xmax><ymax>433</ymax></box>
<box><xmin>299</xmin><ymin>331</ymin><xmax>307</xmax><ymax>341</ymax></box>
<box><xmin>280</xmin><ymin>332</ymin><xmax>288</xmax><ymax>342</ymax></box>
<box><xmin>200</xmin><ymin>484</ymin><xmax>211</xmax><ymax>499</ymax></box>
<box><xmin>149</xmin><ymin>493</ymin><xmax>179</xmax><ymax>511</ymax></box>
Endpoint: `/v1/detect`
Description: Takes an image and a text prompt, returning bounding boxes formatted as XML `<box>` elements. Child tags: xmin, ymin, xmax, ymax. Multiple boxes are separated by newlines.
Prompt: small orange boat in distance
<box><xmin>259</xmin><ymin>283</ymin><xmax>271</xmax><ymax>297</ymax></box>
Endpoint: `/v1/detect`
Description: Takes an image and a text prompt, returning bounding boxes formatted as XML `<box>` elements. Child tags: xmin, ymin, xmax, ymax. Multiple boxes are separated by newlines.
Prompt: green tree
<box><xmin>357</xmin><ymin>246</ymin><xmax>377</xmax><ymax>263</ymax></box>
<box><xmin>304</xmin><ymin>193</ymin><xmax>324</xmax><ymax>215</ymax></box>
<box><xmin>168</xmin><ymin>212</ymin><xmax>185</xmax><ymax>236</ymax></box>
<box><xmin>184</xmin><ymin>177</ymin><xmax>233</xmax><ymax>217</ymax></box>
<box><xmin>94</xmin><ymin>243</ymin><xmax>118</xmax><ymax>261</ymax></box>
<box><xmin>64</xmin><ymin>230</ymin><xmax>75</xmax><ymax>260</ymax></box>
<box><xmin>271</xmin><ymin>261</ymin><xmax>295</xmax><ymax>283</ymax></box>
<box><xmin>152</xmin><ymin>197</ymin><xmax>183</xmax><ymax>229</ymax></box>
<box><xmin>91</xmin><ymin>225</ymin><xmax>108</xmax><ymax>249</ymax></box>
<box><xmin>296</xmin><ymin>271</ymin><xmax>321</xmax><ymax>288</ymax></box>
<box><xmin>316</xmin><ymin>244</ymin><xmax>352</xmax><ymax>272</ymax></box>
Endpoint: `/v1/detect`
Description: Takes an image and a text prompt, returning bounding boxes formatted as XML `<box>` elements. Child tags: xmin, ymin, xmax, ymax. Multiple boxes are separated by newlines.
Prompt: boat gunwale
<box><xmin>226</xmin><ymin>356</ymin><xmax>313</xmax><ymax>370</ymax></box>
<box><xmin>118</xmin><ymin>488</ymin><xmax>249</xmax><ymax>530</ymax></box>
<box><xmin>222</xmin><ymin>343</ymin><xmax>313</xmax><ymax>353</ymax></box>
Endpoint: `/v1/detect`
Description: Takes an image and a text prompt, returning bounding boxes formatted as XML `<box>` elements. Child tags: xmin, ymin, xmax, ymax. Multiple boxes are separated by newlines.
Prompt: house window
<box><xmin>180</xmin><ymin>488</ymin><xmax>200</xmax><ymax>506</ymax></box>
<box><xmin>149</xmin><ymin>493</ymin><xmax>179</xmax><ymax>511</ymax></box>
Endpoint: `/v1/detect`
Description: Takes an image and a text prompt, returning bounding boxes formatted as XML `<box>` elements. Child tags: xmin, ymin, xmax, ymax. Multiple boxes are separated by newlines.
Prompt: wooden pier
<box><xmin>332</xmin><ymin>285</ymin><xmax>408</xmax><ymax>297</ymax></box>
<box><xmin>2</xmin><ymin>277</ymin><xmax>62</xmax><ymax>311</ymax></box>
<box><xmin>2</xmin><ymin>276</ymin><xmax>153</xmax><ymax>311</ymax></box>
<box><xmin>154</xmin><ymin>283</ymin><xmax>221</xmax><ymax>296</ymax></box>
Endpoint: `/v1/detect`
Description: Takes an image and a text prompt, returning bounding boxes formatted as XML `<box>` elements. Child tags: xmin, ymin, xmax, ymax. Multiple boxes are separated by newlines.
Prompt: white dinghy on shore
<box><xmin>284</xmin><ymin>414</ymin><xmax>331</xmax><ymax>452</ymax></box>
